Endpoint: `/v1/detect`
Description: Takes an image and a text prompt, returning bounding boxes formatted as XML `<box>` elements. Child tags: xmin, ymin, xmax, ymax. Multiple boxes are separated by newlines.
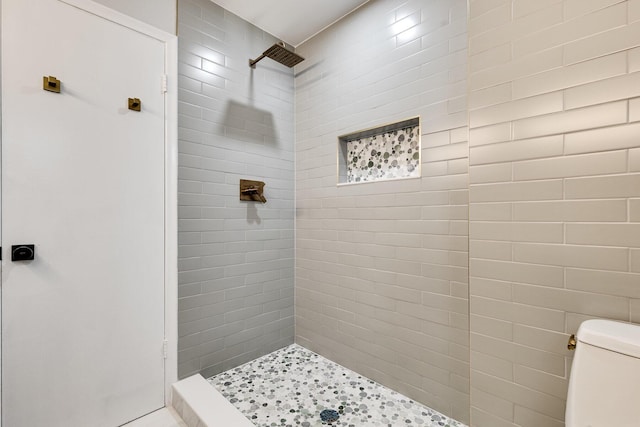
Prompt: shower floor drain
<box><xmin>320</xmin><ymin>409</ymin><xmax>340</xmax><ymax>423</ymax></box>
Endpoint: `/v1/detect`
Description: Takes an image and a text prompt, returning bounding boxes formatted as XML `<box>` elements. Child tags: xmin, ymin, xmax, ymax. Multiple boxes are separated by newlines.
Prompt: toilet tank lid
<box><xmin>577</xmin><ymin>320</ymin><xmax>640</xmax><ymax>358</ymax></box>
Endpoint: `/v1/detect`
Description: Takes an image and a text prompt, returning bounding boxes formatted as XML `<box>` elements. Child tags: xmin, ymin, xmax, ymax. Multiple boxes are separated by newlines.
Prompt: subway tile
<box><xmin>470</xmin><ymin>333</ymin><xmax>515</xmax><ymax>364</ymax></box>
<box><xmin>566</xmin><ymin>223</ymin><xmax>640</xmax><ymax>248</ymax></box>
<box><xmin>565</xmin><ymin>122</ymin><xmax>640</xmax><ymax>155</ymax></box>
<box><xmin>514</xmin><ymin>406</ymin><xmax>565</xmax><ymax>427</ymax></box>
<box><xmin>631</xmin><ymin>0</ymin><xmax>640</xmax><ymax>22</ymax></box>
<box><xmin>450</xmin><ymin>126</ymin><xmax>469</xmax><ymax>144</ymax></box>
<box><xmin>470</xmin><ymin>135</ymin><xmax>563</xmax><ymax>166</ymax></box>
<box><xmin>631</xmin><ymin>199</ymin><xmax>640</xmax><ymax>221</ymax></box>
<box><xmin>566</xmin><ymin>268</ymin><xmax>640</xmax><ymax>298</ymax></box>
<box><xmin>631</xmin><ymin>97</ymin><xmax>640</xmax><ymax>122</ymax></box>
<box><xmin>565</xmin><ymin>173</ymin><xmax>640</xmax><ymax>199</ymax></box>
<box><xmin>514</xmin><ymin>344</ymin><xmax>565</xmax><ymax>377</ymax></box>
<box><xmin>564</xmin><ymin>0</ymin><xmax>628</xmax><ymax>20</ymax></box>
<box><xmin>470</xmin><ymin>296</ymin><xmax>514</xmax><ymax>323</ymax></box>
<box><xmin>470</xmin><ymin>5</ymin><xmax>562</xmax><ymax>58</ymax></box>
<box><xmin>469</xmin><ymin>45</ymin><xmax>512</xmax><ymax>76</ymax></box>
<box><xmin>469</xmin><ymin>240</ymin><xmax>512</xmax><ymax>261</ymax></box>
<box><xmin>469</xmin><ymin>277</ymin><xmax>512</xmax><ymax>301</ymax></box>
<box><xmin>513</xmin><ymin>324</ymin><xmax>569</xmax><ymax>355</ymax></box>
<box><xmin>513</xmin><ymin>3</ymin><xmax>627</xmax><ymax>59</ymax></box>
<box><xmin>469</xmin><ymin>163</ymin><xmax>512</xmax><ymax>184</ymax></box>
<box><xmin>564</xmin><ymin>20</ymin><xmax>640</xmax><ymax>65</ymax></box>
<box><xmin>423</xmin><ymin>130</ymin><xmax>451</xmax><ymax>148</ymax></box>
<box><xmin>512</xmin><ymin>304</ymin><xmax>566</xmax><ymax>333</ymax></box>
<box><xmin>513</xmin><ymin>242</ymin><xmax>628</xmax><ymax>270</ymax></box>
<box><xmin>631</xmin><ymin>47</ymin><xmax>640</xmax><ymax>72</ymax></box>
<box><xmin>512</xmin><ymin>0</ymin><xmax>563</xmax><ymax>19</ymax></box>
<box><xmin>470</xmin><ymin>180</ymin><xmax>564</xmax><ymax>202</ymax></box>
<box><xmin>470</xmin><ymin>406</ymin><xmax>515</xmax><ymax>427</ymax></box>
<box><xmin>448</xmin><ymin>158</ymin><xmax>469</xmax><ymax>175</ymax></box>
<box><xmin>471</xmin><ymin>221</ymin><xmax>563</xmax><ymax>243</ymax></box>
<box><xmin>469</xmin><ymin>3</ymin><xmax>511</xmax><ymax>36</ymax></box>
<box><xmin>565</xmin><ymin>71</ymin><xmax>640</xmax><ymax>109</ymax></box>
<box><xmin>470</xmin><ymin>92</ymin><xmax>563</xmax><ymax>128</ymax></box>
<box><xmin>513</xmin><ymin>101</ymin><xmax>627</xmax><ymax>140</ymax></box>
<box><xmin>513</xmin><ymin>199</ymin><xmax>627</xmax><ymax>222</ymax></box>
<box><xmin>513</xmin><ymin>52</ymin><xmax>626</xmax><ymax>100</ymax></box>
<box><xmin>470</xmin><ymin>258</ymin><xmax>564</xmax><ymax>288</ymax></box>
<box><xmin>423</xmin><ymin>141</ymin><xmax>469</xmax><ymax>162</ymax></box>
<box><xmin>513</xmin><ymin>150</ymin><xmax>627</xmax><ymax>180</ymax></box>
<box><xmin>471</xmin><ymin>387</ymin><xmax>515</xmax><ymax>421</ymax></box>
<box><xmin>422</xmin><ymin>292</ymin><xmax>468</xmax><ymax>315</ymax></box>
<box><xmin>466</xmin><ymin>0</ymin><xmax>640</xmax><ymax>422</ymax></box>
<box><xmin>471</xmin><ymin>370</ymin><xmax>566</xmax><ymax>419</ymax></box>
<box><xmin>179</xmin><ymin>0</ymin><xmax>295</xmax><ymax>377</ymax></box>
<box><xmin>469</xmin><ymin>0</ymin><xmax>511</xmax><ymax>20</ymax></box>
<box><xmin>512</xmin><ymin>283</ymin><xmax>630</xmax><ymax>318</ymax></box>
<box><xmin>631</xmin><ymin>299</ymin><xmax>640</xmax><ymax>323</ymax></box>
<box><xmin>471</xmin><ymin>48</ymin><xmax>563</xmax><ymax>91</ymax></box>
<box><xmin>468</xmin><ymin>82</ymin><xmax>512</xmax><ymax>109</ymax></box>
<box><xmin>469</xmin><ymin>123</ymin><xmax>511</xmax><ymax>147</ymax></box>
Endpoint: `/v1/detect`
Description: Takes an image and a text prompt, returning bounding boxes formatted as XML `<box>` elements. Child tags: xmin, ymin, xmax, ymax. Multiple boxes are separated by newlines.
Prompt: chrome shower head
<box><xmin>249</xmin><ymin>42</ymin><xmax>304</xmax><ymax>69</ymax></box>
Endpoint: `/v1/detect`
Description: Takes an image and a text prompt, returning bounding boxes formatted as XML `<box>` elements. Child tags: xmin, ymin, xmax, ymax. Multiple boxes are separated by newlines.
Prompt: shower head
<box><xmin>249</xmin><ymin>42</ymin><xmax>304</xmax><ymax>69</ymax></box>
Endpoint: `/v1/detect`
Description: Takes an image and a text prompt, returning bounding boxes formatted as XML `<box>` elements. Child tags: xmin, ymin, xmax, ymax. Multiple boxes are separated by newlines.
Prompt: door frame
<box><xmin>0</xmin><ymin>0</ymin><xmax>178</xmax><ymax>421</ymax></box>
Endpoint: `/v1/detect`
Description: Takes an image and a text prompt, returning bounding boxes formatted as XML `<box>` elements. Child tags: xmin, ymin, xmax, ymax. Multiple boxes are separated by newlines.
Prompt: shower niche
<box><xmin>337</xmin><ymin>117</ymin><xmax>420</xmax><ymax>185</ymax></box>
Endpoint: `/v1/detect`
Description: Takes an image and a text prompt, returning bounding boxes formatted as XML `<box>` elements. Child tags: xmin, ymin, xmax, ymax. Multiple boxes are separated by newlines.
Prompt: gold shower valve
<box><xmin>240</xmin><ymin>179</ymin><xmax>266</xmax><ymax>203</ymax></box>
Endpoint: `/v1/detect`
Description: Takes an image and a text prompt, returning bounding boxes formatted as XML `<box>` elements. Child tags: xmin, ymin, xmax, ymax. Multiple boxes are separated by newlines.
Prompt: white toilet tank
<box><xmin>566</xmin><ymin>319</ymin><xmax>640</xmax><ymax>427</ymax></box>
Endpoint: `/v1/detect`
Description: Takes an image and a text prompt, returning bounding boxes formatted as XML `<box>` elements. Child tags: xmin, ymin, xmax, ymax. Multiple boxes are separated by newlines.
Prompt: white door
<box><xmin>2</xmin><ymin>0</ymin><xmax>167</xmax><ymax>426</ymax></box>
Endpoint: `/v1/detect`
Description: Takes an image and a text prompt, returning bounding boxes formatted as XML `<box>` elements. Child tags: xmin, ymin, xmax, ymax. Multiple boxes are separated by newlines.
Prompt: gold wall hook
<box><xmin>240</xmin><ymin>179</ymin><xmax>266</xmax><ymax>203</ymax></box>
<box><xmin>43</xmin><ymin>76</ymin><xmax>61</xmax><ymax>93</ymax></box>
<box><xmin>128</xmin><ymin>97</ymin><xmax>141</xmax><ymax>111</ymax></box>
<box><xmin>567</xmin><ymin>334</ymin><xmax>577</xmax><ymax>350</ymax></box>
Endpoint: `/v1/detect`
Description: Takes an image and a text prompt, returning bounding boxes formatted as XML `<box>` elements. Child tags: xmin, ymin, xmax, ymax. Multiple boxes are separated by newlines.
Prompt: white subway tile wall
<box><xmin>177</xmin><ymin>0</ymin><xmax>294</xmax><ymax>379</ymax></box>
<box><xmin>295</xmin><ymin>0</ymin><xmax>469</xmax><ymax>423</ymax></box>
<box><xmin>469</xmin><ymin>1</ymin><xmax>640</xmax><ymax>426</ymax></box>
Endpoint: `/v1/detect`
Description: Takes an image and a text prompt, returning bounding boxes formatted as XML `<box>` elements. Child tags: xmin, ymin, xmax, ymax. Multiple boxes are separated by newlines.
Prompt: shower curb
<box><xmin>171</xmin><ymin>374</ymin><xmax>254</xmax><ymax>427</ymax></box>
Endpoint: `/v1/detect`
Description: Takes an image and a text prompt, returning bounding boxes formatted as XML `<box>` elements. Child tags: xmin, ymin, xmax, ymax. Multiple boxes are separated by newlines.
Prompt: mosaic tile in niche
<box><xmin>346</xmin><ymin>125</ymin><xmax>420</xmax><ymax>183</ymax></box>
<box><xmin>207</xmin><ymin>344</ymin><xmax>466</xmax><ymax>427</ymax></box>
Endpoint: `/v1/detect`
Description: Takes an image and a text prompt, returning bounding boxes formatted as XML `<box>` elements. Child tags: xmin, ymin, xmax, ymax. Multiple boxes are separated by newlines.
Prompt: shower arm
<box><xmin>249</xmin><ymin>54</ymin><xmax>267</xmax><ymax>69</ymax></box>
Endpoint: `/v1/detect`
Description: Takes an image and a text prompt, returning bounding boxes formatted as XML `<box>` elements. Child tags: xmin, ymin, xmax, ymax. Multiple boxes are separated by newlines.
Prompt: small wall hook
<box><xmin>240</xmin><ymin>179</ymin><xmax>266</xmax><ymax>203</ymax></box>
<box><xmin>128</xmin><ymin>98</ymin><xmax>141</xmax><ymax>111</ymax></box>
<box><xmin>43</xmin><ymin>76</ymin><xmax>61</xmax><ymax>93</ymax></box>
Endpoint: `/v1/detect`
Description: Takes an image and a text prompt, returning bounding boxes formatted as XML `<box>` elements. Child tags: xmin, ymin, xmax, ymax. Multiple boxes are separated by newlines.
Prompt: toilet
<box><xmin>566</xmin><ymin>319</ymin><xmax>640</xmax><ymax>426</ymax></box>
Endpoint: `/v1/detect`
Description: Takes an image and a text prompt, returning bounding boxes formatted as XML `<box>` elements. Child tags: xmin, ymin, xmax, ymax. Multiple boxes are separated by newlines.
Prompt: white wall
<box><xmin>176</xmin><ymin>0</ymin><xmax>295</xmax><ymax>379</ymax></box>
<box><xmin>468</xmin><ymin>1</ymin><xmax>640</xmax><ymax>426</ymax></box>
<box><xmin>94</xmin><ymin>0</ymin><xmax>176</xmax><ymax>34</ymax></box>
<box><xmin>295</xmin><ymin>0</ymin><xmax>470</xmax><ymax>423</ymax></box>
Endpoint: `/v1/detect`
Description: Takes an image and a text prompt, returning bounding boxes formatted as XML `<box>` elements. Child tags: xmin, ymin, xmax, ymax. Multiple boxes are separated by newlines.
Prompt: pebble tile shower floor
<box><xmin>207</xmin><ymin>344</ymin><xmax>466</xmax><ymax>427</ymax></box>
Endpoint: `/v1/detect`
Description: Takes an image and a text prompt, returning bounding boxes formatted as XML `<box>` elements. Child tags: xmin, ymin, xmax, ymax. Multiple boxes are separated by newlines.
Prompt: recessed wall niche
<box><xmin>337</xmin><ymin>117</ymin><xmax>420</xmax><ymax>185</ymax></box>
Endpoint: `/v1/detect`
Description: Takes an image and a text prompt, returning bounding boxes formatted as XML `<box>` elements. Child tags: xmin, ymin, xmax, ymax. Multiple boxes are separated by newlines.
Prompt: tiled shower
<box><xmin>177</xmin><ymin>0</ymin><xmax>295</xmax><ymax>380</ymax></box>
<box><xmin>176</xmin><ymin>0</ymin><xmax>640</xmax><ymax>426</ymax></box>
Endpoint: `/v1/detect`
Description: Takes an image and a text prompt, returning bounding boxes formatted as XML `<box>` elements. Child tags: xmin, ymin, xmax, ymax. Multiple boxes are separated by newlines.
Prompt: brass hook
<box><xmin>43</xmin><ymin>76</ymin><xmax>61</xmax><ymax>93</ymax></box>
<box><xmin>128</xmin><ymin>98</ymin><xmax>141</xmax><ymax>111</ymax></box>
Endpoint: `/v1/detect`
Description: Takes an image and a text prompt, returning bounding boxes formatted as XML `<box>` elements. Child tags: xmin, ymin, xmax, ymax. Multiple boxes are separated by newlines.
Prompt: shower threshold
<box><xmin>207</xmin><ymin>344</ymin><xmax>466</xmax><ymax>427</ymax></box>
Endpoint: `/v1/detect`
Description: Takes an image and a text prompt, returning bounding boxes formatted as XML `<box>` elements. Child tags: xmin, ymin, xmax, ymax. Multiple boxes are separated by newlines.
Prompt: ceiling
<box><xmin>210</xmin><ymin>0</ymin><xmax>371</xmax><ymax>47</ymax></box>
